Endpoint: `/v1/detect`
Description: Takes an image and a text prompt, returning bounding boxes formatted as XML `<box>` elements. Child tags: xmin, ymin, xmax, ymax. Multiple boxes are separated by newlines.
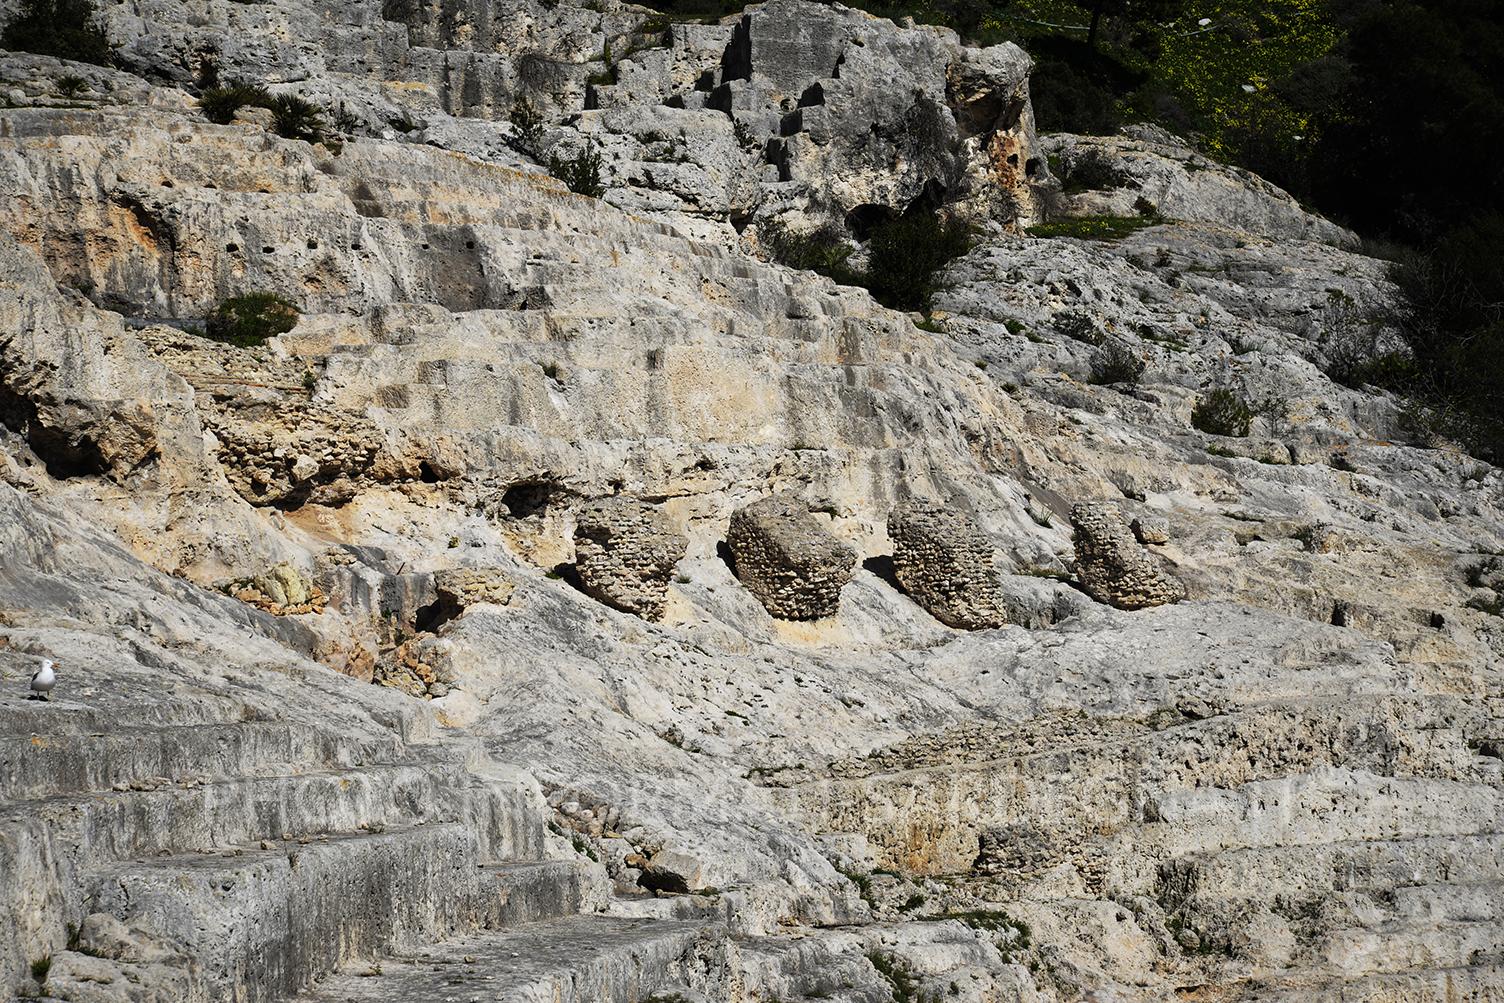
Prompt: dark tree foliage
<box><xmin>1080</xmin><ymin>0</ymin><xmax>1185</xmax><ymax>49</ymax></box>
<box><xmin>1302</xmin><ymin>0</ymin><xmax>1504</xmax><ymax>456</ymax></box>
<box><xmin>865</xmin><ymin>211</ymin><xmax>972</xmax><ymax>312</ymax></box>
<box><xmin>1308</xmin><ymin>0</ymin><xmax>1504</xmax><ymax>244</ymax></box>
<box><xmin>1</xmin><ymin>0</ymin><xmax>113</xmax><ymax>66</ymax></box>
<box><xmin>1025</xmin><ymin>36</ymin><xmax>1146</xmax><ymax>134</ymax></box>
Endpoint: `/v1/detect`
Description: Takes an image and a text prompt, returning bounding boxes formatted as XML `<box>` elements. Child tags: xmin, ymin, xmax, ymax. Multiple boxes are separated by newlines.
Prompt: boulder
<box><xmin>1070</xmin><ymin>502</ymin><xmax>1185</xmax><ymax>610</ymax></box>
<box><xmin>727</xmin><ymin>492</ymin><xmax>856</xmax><ymax>620</ymax></box>
<box><xmin>572</xmin><ymin>498</ymin><xmax>686</xmax><ymax>621</ymax></box>
<box><xmin>886</xmin><ymin>498</ymin><xmax>1004</xmax><ymax>629</ymax></box>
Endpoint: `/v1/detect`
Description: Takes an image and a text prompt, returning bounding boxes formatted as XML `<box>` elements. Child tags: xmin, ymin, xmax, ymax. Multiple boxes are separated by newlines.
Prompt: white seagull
<box><xmin>29</xmin><ymin>659</ymin><xmax>56</xmax><ymax>701</ymax></box>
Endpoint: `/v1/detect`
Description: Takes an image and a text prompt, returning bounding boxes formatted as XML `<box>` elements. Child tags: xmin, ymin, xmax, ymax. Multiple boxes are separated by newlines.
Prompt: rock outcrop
<box><xmin>0</xmin><ymin>2</ymin><xmax>1500</xmax><ymax>1002</ymax></box>
<box><xmin>1070</xmin><ymin>501</ymin><xmax>1187</xmax><ymax>610</ymax></box>
<box><xmin>572</xmin><ymin>498</ymin><xmax>686</xmax><ymax>620</ymax></box>
<box><xmin>887</xmin><ymin>498</ymin><xmax>1005</xmax><ymax>629</ymax></box>
<box><xmin>726</xmin><ymin>493</ymin><xmax>857</xmax><ymax>620</ymax></box>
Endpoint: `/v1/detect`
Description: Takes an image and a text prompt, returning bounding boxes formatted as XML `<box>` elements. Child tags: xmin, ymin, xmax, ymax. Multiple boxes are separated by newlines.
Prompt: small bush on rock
<box><xmin>509</xmin><ymin>99</ymin><xmax>545</xmax><ymax>158</ymax></box>
<box><xmin>1089</xmin><ymin>340</ymin><xmax>1146</xmax><ymax>385</ymax></box>
<box><xmin>865</xmin><ymin>211</ymin><xmax>972</xmax><ymax>313</ymax></box>
<box><xmin>55</xmin><ymin>74</ymin><xmax>88</xmax><ymax>98</ymax></box>
<box><xmin>762</xmin><ymin>220</ymin><xmax>859</xmax><ymax>285</ymax></box>
<box><xmin>204</xmin><ymin>293</ymin><xmax>300</xmax><ymax>347</ymax></box>
<box><xmin>198</xmin><ymin>83</ymin><xmax>274</xmax><ymax>125</ymax></box>
<box><xmin>2</xmin><ymin>0</ymin><xmax>113</xmax><ymax>66</ymax></box>
<box><xmin>268</xmin><ymin>94</ymin><xmax>326</xmax><ymax>143</ymax></box>
<box><xmin>549</xmin><ymin>143</ymin><xmax>606</xmax><ymax>198</ymax></box>
<box><xmin>1192</xmin><ymin>388</ymin><xmax>1253</xmax><ymax>438</ymax></box>
<box><xmin>198</xmin><ymin>85</ymin><xmax>326</xmax><ymax>144</ymax></box>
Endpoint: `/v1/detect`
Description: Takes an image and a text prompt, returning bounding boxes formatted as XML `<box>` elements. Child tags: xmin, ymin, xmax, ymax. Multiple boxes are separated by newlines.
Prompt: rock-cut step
<box><xmin>88</xmin><ymin>823</ymin><xmax>496</xmax><ymax>1003</ymax></box>
<box><xmin>299</xmin><ymin>914</ymin><xmax>711</xmax><ymax>1003</ymax></box>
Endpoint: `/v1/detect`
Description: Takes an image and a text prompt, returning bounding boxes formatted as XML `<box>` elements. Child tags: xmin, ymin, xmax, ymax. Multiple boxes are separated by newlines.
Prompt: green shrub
<box><xmin>763</xmin><ymin>210</ymin><xmax>969</xmax><ymax>313</ymax></box>
<box><xmin>55</xmin><ymin>74</ymin><xmax>88</xmax><ymax>98</ymax></box>
<box><xmin>867</xmin><ymin>951</ymin><xmax>922</xmax><ymax>1003</ymax></box>
<box><xmin>204</xmin><ymin>293</ymin><xmax>300</xmax><ymax>347</ymax></box>
<box><xmin>509</xmin><ymin>99</ymin><xmax>545</xmax><ymax>158</ymax></box>
<box><xmin>1329</xmin><ymin>348</ymin><xmax>1420</xmax><ymax>392</ymax></box>
<box><xmin>1192</xmin><ymin>388</ymin><xmax>1253</xmax><ymax>438</ymax></box>
<box><xmin>198</xmin><ymin>86</ymin><xmax>326</xmax><ymax>144</ymax></box>
<box><xmin>268</xmin><ymin>94</ymin><xmax>326</xmax><ymax>143</ymax></box>
<box><xmin>762</xmin><ymin>220</ymin><xmax>859</xmax><ymax>284</ymax></box>
<box><xmin>1089</xmin><ymin>340</ymin><xmax>1146</xmax><ymax>385</ymax></box>
<box><xmin>864</xmin><ymin>211</ymin><xmax>972</xmax><ymax>312</ymax></box>
<box><xmin>548</xmin><ymin>143</ymin><xmax>606</xmax><ymax>198</ymax></box>
<box><xmin>1</xmin><ymin>0</ymin><xmax>112</xmax><ymax>66</ymax></box>
<box><xmin>198</xmin><ymin>83</ymin><xmax>273</xmax><ymax>126</ymax></box>
<box><xmin>30</xmin><ymin>956</ymin><xmax>50</xmax><ymax>983</ymax></box>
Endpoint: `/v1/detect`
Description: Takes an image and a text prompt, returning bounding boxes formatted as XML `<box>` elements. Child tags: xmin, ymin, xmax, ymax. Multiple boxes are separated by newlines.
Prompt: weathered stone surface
<box><xmin>573</xmin><ymin>498</ymin><xmax>686</xmax><ymax>621</ymax></box>
<box><xmin>224</xmin><ymin>562</ymin><xmax>327</xmax><ymax>615</ymax></box>
<box><xmin>886</xmin><ymin>498</ymin><xmax>1004</xmax><ymax>629</ymax></box>
<box><xmin>0</xmin><ymin>4</ymin><xmax>1501</xmax><ymax>1002</ymax></box>
<box><xmin>1043</xmin><ymin>129</ymin><xmax>1355</xmax><ymax>247</ymax></box>
<box><xmin>1130</xmin><ymin>513</ymin><xmax>1170</xmax><ymax>545</ymax></box>
<box><xmin>1070</xmin><ymin>501</ymin><xmax>1186</xmax><ymax>610</ymax></box>
<box><xmin>727</xmin><ymin>493</ymin><xmax>856</xmax><ymax>620</ymax></box>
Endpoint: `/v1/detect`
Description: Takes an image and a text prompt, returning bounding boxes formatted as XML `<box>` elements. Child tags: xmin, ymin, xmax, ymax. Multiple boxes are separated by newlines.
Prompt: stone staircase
<box><xmin>300</xmin><ymin>914</ymin><xmax>711</xmax><ymax>1003</ymax></box>
<box><xmin>0</xmin><ymin>687</ymin><xmax>706</xmax><ymax>1003</ymax></box>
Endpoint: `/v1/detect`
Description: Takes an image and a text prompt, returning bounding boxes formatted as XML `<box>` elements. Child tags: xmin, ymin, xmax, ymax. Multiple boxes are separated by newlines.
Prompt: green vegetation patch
<box><xmin>548</xmin><ymin>144</ymin><xmax>606</xmax><ymax>198</ymax></box>
<box><xmin>764</xmin><ymin>210</ymin><xmax>972</xmax><ymax>313</ymax></box>
<box><xmin>198</xmin><ymin>84</ymin><xmax>328</xmax><ymax>144</ymax></box>
<box><xmin>1027</xmin><ymin>214</ymin><xmax>1160</xmax><ymax>241</ymax></box>
<box><xmin>2</xmin><ymin>0</ymin><xmax>113</xmax><ymax>66</ymax></box>
<box><xmin>1191</xmin><ymin>387</ymin><xmax>1253</xmax><ymax>437</ymax></box>
<box><xmin>204</xmin><ymin>293</ymin><xmax>300</xmax><ymax>348</ymax></box>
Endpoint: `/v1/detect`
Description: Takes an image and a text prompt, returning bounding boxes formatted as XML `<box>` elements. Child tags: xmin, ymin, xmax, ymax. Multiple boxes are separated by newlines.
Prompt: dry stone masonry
<box><xmin>572</xmin><ymin>498</ymin><xmax>686</xmax><ymax>621</ymax></box>
<box><xmin>886</xmin><ymin>498</ymin><xmax>1005</xmax><ymax>629</ymax></box>
<box><xmin>727</xmin><ymin>493</ymin><xmax>857</xmax><ymax>620</ymax></box>
<box><xmin>1071</xmin><ymin>501</ymin><xmax>1187</xmax><ymax>610</ymax></box>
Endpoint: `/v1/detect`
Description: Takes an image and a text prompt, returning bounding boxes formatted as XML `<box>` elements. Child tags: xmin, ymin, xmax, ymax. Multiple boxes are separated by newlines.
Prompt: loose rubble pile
<box><xmin>1</xmin><ymin>1</ymin><xmax>1501</xmax><ymax>1001</ymax></box>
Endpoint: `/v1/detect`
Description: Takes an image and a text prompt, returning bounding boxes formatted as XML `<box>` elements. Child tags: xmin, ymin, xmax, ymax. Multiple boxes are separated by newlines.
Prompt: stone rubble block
<box><xmin>1070</xmin><ymin>501</ymin><xmax>1186</xmax><ymax>610</ymax></box>
<box><xmin>433</xmin><ymin>567</ymin><xmax>518</xmax><ymax>612</ymax></box>
<box><xmin>727</xmin><ymin>492</ymin><xmax>856</xmax><ymax>620</ymax></box>
<box><xmin>887</xmin><ymin>498</ymin><xmax>1005</xmax><ymax>629</ymax></box>
<box><xmin>572</xmin><ymin>498</ymin><xmax>687</xmax><ymax>621</ymax></box>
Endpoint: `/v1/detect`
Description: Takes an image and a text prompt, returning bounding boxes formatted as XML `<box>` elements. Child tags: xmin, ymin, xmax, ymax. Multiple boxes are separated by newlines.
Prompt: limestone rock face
<box><xmin>1044</xmin><ymin>129</ymin><xmax>1355</xmax><ymax>247</ymax></box>
<box><xmin>1</xmin><ymin>5</ymin><xmax>1502</xmax><ymax>1002</ymax></box>
<box><xmin>887</xmin><ymin>498</ymin><xmax>1004</xmax><ymax>629</ymax></box>
<box><xmin>1071</xmin><ymin>501</ymin><xmax>1186</xmax><ymax>610</ymax></box>
<box><xmin>714</xmin><ymin>0</ymin><xmax>1044</xmax><ymax>232</ymax></box>
<box><xmin>727</xmin><ymin>493</ymin><xmax>857</xmax><ymax>620</ymax></box>
<box><xmin>572</xmin><ymin>498</ymin><xmax>686</xmax><ymax>621</ymax></box>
